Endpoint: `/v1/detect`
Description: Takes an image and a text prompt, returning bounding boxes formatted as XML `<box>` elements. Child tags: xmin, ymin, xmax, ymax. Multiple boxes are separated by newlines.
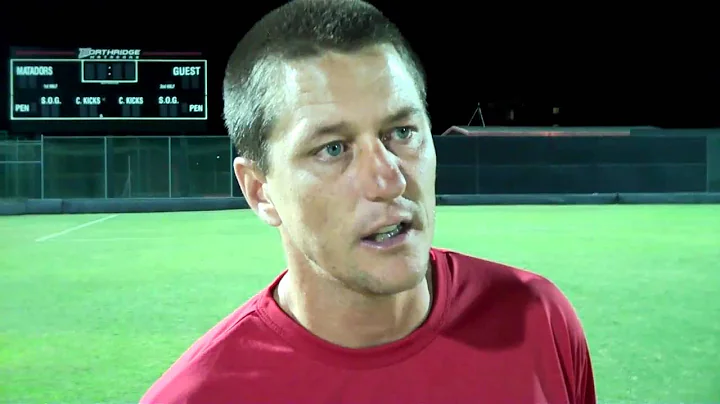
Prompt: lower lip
<box><xmin>360</xmin><ymin>229</ymin><xmax>414</xmax><ymax>251</ymax></box>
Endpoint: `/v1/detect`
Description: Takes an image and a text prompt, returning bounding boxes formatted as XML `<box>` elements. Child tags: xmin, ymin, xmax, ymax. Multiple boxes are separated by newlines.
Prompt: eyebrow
<box><xmin>309</xmin><ymin>106</ymin><xmax>422</xmax><ymax>139</ymax></box>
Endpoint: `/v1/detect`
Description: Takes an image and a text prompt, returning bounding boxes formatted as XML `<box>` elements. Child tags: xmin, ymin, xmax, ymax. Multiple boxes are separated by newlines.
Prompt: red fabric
<box><xmin>141</xmin><ymin>247</ymin><xmax>596</xmax><ymax>404</ymax></box>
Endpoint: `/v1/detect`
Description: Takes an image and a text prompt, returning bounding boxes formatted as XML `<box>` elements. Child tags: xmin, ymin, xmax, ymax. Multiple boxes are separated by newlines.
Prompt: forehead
<box><xmin>295</xmin><ymin>46</ymin><xmax>419</xmax><ymax>105</ymax></box>
<box><xmin>273</xmin><ymin>46</ymin><xmax>424</xmax><ymax>144</ymax></box>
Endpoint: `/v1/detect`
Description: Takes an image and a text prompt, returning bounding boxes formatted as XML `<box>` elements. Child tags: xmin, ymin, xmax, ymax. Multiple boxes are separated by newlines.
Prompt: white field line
<box><xmin>35</xmin><ymin>214</ymin><xmax>119</xmax><ymax>242</ymax></box>
<box><xmin>59</xmin><ymin>237</ymin><xmax>164</xmax><ymax>242</ymax></box>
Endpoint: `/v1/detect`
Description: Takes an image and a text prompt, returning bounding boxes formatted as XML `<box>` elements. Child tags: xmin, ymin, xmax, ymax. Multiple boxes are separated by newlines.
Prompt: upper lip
<box><xmin>363</xmin><ymin>213</ymin><xmax>414</xmax><ymax>237</ymax></box>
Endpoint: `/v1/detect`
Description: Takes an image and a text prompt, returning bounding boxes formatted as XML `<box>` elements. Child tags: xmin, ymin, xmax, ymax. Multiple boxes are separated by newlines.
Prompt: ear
<box><xmin>233</xmin><ymin>157</ymin><xmax>282</xmax><ymax>227</ymax></box>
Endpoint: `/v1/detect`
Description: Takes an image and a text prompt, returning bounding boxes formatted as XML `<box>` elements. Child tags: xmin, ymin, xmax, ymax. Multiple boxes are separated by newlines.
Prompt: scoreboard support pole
<box><xmin>40</xmin><ymin>134</ymin><xmax>45</xmax><ymax>199</ymax></box>
<box><xmin>104</xmin><ymin>137</ymin><xmax>109</xmax><ymax>199</ymax></box>
<box><xmin>168</xmin><ymin>137</ymin><xmax>173</xmax><ymax>198</ymax></box>
<box><xmin>229</xmin><ymin>141</ymin><xmax>234</xmax><ymax>197</ymax></box>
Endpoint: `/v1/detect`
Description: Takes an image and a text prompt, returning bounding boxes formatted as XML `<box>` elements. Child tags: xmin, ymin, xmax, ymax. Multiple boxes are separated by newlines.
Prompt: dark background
<box><xmin>1</xmin><ymin>2</ymin><xmax>718</xmax><ymax>135</ymax></box>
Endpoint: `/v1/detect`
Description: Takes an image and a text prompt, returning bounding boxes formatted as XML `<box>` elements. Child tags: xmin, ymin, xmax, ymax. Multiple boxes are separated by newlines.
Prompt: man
<box><xmin>141</xmin><ymin>1</ymin><xmax>596</xmax><ymax>403</ymax></box>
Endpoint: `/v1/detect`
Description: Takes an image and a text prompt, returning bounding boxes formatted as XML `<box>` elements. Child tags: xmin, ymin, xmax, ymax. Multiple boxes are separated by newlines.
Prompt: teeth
<box><xmin>377</xmin><ymin>224</ymin><xmax>401</xmax><ymax>233</ymax></box>
<box><xmin>373</xmin><ymin>223</ymin><xmax>403</xmax><ymax>242</ymax></box>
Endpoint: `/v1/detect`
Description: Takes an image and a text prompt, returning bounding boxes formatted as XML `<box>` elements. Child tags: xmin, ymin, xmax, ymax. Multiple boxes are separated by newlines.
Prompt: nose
<box><xmin>356</xmin><ymin>138</ymin><xmax>407</xmax><ymax>202</ymax></box>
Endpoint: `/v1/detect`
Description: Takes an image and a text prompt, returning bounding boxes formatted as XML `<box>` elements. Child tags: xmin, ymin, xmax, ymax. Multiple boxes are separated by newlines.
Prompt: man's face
<box><xmin>257</xmin><ymin>45</ymin><xmax>435</xmax><ymax>296</ymax></box>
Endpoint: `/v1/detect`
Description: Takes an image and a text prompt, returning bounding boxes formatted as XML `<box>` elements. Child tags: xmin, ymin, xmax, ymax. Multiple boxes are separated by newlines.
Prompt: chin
<box><xmin>354</xmin><ymin>249</ymin><xmax>431</xmax><ymax>296</ymax></box>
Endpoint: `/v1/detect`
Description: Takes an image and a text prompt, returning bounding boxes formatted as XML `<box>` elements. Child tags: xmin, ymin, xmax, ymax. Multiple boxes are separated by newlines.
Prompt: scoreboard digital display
<box><xmin>8</xmin><ymin>47</ymin><xmax>208</xmax><ymax>132</ymax></box>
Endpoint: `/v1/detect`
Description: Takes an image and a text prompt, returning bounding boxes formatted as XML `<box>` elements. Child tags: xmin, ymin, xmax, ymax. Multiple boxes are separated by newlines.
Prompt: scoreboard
<box><xmin>8</xmin><ymin>47</ymin><xmax>208</xmax><ymax>132</ymax></box>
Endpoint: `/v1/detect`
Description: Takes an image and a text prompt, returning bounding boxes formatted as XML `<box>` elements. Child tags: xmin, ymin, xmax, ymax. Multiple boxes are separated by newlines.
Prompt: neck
<box><xmin>275</xmin><ymin>263</ymin><xmax>433</xmax><ymax>349</ymax></box>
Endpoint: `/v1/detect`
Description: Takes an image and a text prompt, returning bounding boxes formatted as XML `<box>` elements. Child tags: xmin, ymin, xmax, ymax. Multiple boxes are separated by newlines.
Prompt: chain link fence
<box><xmin>1</xmin><ymin>136</ymin><xmax>237</xmax><ymax>199</ymax></box>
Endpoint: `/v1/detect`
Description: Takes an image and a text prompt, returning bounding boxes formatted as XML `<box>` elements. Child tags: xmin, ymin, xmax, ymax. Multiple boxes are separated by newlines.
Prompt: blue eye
<box><xmin>323</xmin><ymin>141</ymin><xmax>345</xmax><ymax>157</ymax></box>
<box><xmin>391</xmin><ymin>126</ymin><xmax>414</xmax><ymax>140</ymax></box>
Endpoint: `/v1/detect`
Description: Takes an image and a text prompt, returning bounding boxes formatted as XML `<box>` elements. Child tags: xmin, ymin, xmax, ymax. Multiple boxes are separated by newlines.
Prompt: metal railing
<box><xmin>1</xmin><ymin>136</ymin><xmax>237</xmax><ymax>199</ymax></box>
<box><xmin>2</xmin><ymin>133</ymin><xmax>719</xmax><ymax>199</ymax></box>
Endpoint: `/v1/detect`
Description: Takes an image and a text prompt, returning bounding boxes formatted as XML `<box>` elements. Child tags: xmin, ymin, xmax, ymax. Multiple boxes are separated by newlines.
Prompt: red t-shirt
<box><xmin>141</xmin><ymin>247</ymin><xmax>596</xmax><ymax>403</ymax></box>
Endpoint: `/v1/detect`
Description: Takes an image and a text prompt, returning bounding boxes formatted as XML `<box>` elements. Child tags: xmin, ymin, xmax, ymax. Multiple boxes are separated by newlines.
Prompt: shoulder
<box><xmin>139</xmin><ymin>292</ymin><xmax>268</xmax><ymax>404</ymax></box>
<box><xmin>433</xmin><ymin>247</ymin><xmax>596</xmax><ymax>403</ymax></box>
<box><xmin>433</xmin><ymin>247</ymin><xmax>587</xmax><ymax>339</ymax></box>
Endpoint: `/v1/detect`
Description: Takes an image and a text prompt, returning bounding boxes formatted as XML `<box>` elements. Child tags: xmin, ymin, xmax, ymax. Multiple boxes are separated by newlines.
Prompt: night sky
<box><xmin>1</xmin><ymin>2</ymin><xmax>717</xmax><ymax>135</ymax></box>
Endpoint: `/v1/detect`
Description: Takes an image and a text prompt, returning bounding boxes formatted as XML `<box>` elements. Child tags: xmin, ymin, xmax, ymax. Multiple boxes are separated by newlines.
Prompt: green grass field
<box><xmin>1</xmin><ymin>205</ymin><xmax>719</xmax><ymax>403</ymax></box>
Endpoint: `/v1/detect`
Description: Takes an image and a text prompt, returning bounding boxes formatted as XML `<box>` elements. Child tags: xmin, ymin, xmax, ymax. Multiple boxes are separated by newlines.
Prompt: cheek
<box><xmin>299</xmin><ymin>192</ymin><xmax>331</xmax><ymax>230</ymax></box>
<box><xmin>284</xmin><ymin>180</ymin><xmax>342</xmax><ymax>238</ymax></box>
<box><xmin>414</xmin><ymin>141</ymin><xmax>437</xmax><ymax>188</ymax></box>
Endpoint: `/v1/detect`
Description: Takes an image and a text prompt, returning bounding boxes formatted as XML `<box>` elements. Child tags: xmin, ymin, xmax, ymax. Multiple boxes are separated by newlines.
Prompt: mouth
<box><xmin>361</xmin><ymin>221</ymin><xmax>412</xmax><ymax>249</ymax></box>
